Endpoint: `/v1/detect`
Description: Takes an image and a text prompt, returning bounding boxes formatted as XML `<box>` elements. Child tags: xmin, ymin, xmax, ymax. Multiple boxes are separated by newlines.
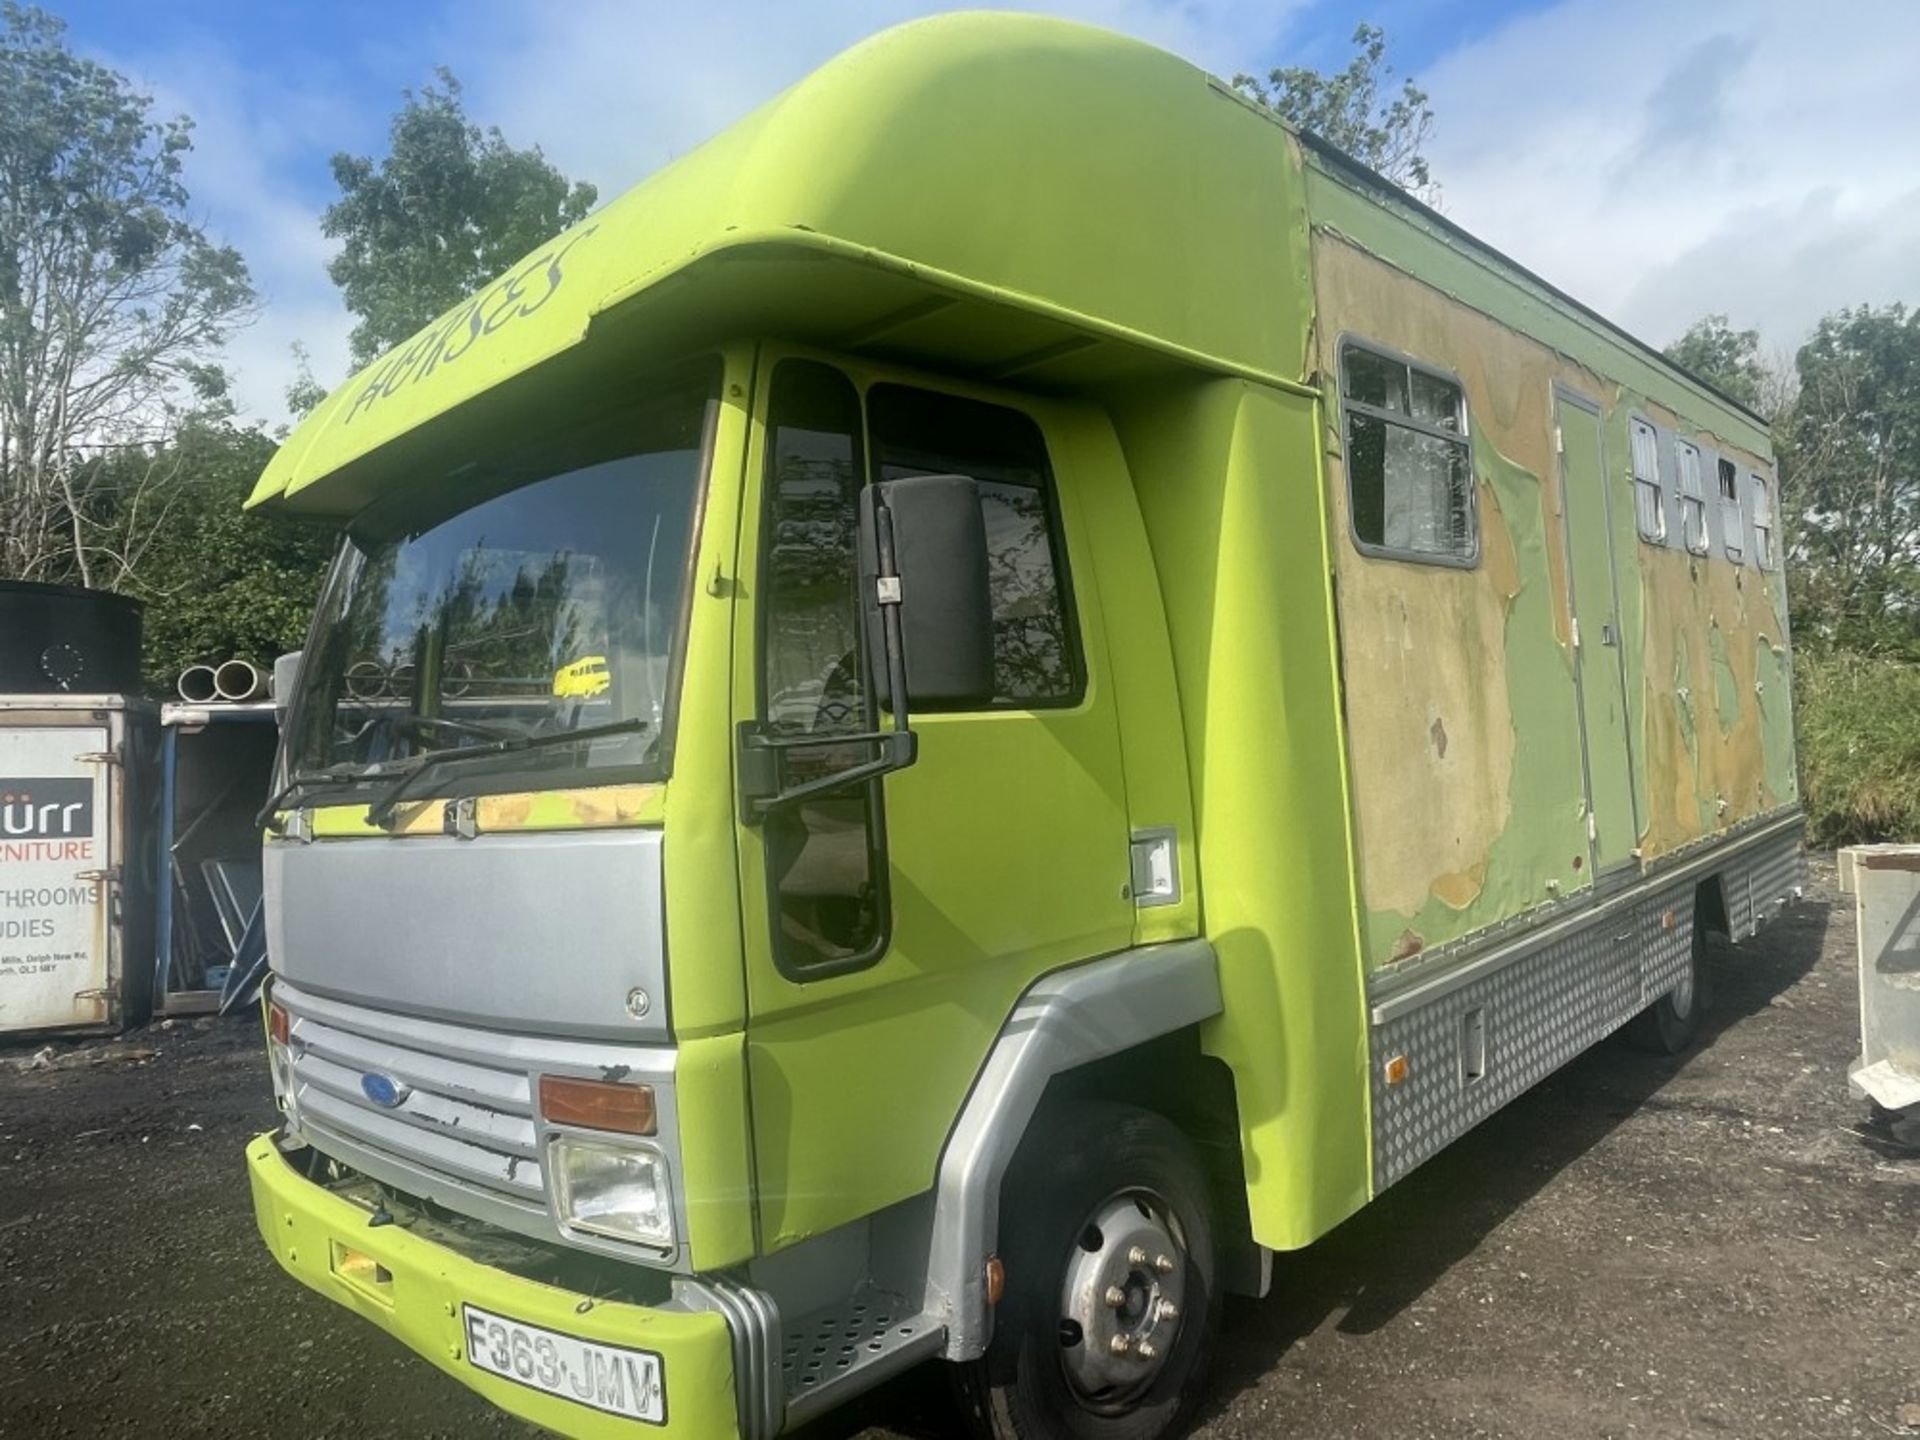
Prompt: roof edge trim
<box><xmin>1293</xmin><ymin>130</ymin><xmax>1772</xmax><ymax>434</ymax></box>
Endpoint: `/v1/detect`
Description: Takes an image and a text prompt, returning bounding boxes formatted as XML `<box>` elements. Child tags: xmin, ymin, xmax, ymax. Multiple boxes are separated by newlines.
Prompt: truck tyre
<box><xmin>1628</xmin><ymin>909</ymin><xmax>1710</xmax><ymax>1054</ymax></box>
<box><xmin>953</xmin><ymin>1101</ymin><xmax>1219</xmax><ymax>1440</ymax></box>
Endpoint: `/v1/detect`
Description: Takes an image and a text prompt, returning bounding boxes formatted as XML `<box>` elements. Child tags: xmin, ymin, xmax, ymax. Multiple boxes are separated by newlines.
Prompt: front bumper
<box><xmin>246</xmin><ymin>1133</ymin><xmax>739</xmax><ymax>1437</ymax></box>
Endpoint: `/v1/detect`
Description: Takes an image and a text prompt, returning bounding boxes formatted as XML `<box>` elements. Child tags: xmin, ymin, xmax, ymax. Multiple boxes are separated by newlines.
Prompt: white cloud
<box><xmin>97</xmin><ymin>39</ymin><xmax>360</xmax><ymax>430</ymax></box>
<box><xmin>1420</xmin><ymin>0</ymin><xmax>1920</xmax><ymax>360</ymax></box>
<box><xmin>445</xmin><ymin>1</ymin><xmax>1300</xmax><ymax>207</ymax></box>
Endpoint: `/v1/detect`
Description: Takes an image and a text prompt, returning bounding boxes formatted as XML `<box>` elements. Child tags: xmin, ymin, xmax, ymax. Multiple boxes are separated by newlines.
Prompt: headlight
<box><xmin>550</xmin><ymin>1135</ymin><xmax>675</xmax><ymax>1249</ymax></box>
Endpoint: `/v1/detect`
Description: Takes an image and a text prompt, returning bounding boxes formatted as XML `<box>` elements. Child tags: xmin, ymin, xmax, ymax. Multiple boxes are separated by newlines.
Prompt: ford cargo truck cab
<box><xmin>247</xmin><ymin>14</ymin><xmax>1807</xmax><ymax>1439</ymax></box>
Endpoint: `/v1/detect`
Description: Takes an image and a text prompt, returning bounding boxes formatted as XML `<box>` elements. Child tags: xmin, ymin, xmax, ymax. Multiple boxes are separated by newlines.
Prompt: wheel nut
<box><xmin>1135</xmin><ymin>1340</ymin><xmax>1158</xmax><ymax>1361</ymax></box>
<box><xmin>1154</xmin><ymin>1253</ymin><xmax>1175</xmax><ymax>1275</ymax></box>
<box><xmin>1158</xmin><ymin>1300</ymin><xmax>1179</xmax><ymax>1322</ymax></box>
<box><xmin>1104</xmin><ymin>1285</ymin><xmax>1127</xmax><ymax>1308</ymax></box>
<box><xmin>1108</xmin><ymin>1334</ymin><xmax>1131</xmax><ymax>1355</ymax></box>
<box><xmin>1128</xmin><ymin>1245</ymin><xmax>1148</xmax><ymax>1266</ymax></box>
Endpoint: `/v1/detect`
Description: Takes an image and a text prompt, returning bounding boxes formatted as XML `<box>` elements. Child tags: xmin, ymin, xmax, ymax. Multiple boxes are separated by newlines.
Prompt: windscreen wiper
<box><xmin>381</xmin><ymin>713</ymin><xmax>521</xmax><ymax>744</ymax></box>
<box><xmin>362</xmin><ymin>716</ymin><xmax>651</xmax><ymax>830</ymax></box>
<box><xmin>256</xmin><ymin>764</ymin><xmax>382</xmax><ymax>833</ymax></box>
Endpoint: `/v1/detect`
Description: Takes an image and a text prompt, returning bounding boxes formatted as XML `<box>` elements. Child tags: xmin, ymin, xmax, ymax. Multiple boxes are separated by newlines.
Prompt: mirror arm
<box><xmin>737</xmin><ymin>487</ymin><xmax>927</xmax><ymax>821</ymax></box>
<box><xmin>872</xmin><ymin>497</ymin><xmax>912</xmax><ymax>737</ymax></box>
<box><xmin>737</xmin><ymin>726</ymin><xmax>916</xmax><ymax>818</ymax></box>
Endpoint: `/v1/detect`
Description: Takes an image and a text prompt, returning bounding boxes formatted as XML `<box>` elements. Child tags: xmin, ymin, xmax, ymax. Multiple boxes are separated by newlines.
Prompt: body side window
<box><xmin>1339</xmin><ymin>340</ymin><xmax>1478</xmax><ymax>566</ymax></box>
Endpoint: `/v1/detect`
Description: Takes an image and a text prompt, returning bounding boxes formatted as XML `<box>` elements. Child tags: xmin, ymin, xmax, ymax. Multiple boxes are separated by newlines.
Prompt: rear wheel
<box><xmin>1630</xmin><ymin>907</ymin><xmax>1710</xmax><ymax>1054</ymax></box>
<box><xmin>953</xmin><ymin>1102</ymin><xmax>1219</xmax><ymax>1440</ymax></box>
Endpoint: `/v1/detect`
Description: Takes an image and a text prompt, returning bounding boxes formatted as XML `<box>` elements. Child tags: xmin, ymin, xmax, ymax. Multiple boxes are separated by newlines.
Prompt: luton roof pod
<box><xmin>248</xmin><ymin>12</ymin><xmax>1325</xmax><ymax>519</ymax></box>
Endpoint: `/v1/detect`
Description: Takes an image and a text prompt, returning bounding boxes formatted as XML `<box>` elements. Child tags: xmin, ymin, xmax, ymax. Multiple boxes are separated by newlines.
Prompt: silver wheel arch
<box><xmin>923</xmin><ymin>940</ymin><xmax>1222</xmax><ymax>1361</ymax></box>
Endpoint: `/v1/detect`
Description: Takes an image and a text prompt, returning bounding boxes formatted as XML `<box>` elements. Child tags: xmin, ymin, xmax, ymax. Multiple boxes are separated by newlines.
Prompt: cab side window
<box><xmin>868</xmin><ymin>385</ymin><xmax>1082</xmax><ymax>706</ymax></box>
<box><xmin>759</xmin><ymin>360</ymin><xmax>886</xmax><ymax>974</ymax></box>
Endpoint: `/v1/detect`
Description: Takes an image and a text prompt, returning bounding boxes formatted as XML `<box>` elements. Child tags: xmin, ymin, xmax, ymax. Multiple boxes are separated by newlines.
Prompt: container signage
<box><xmin>0</xmin><ymin>728</ymin><xmax>108</xmax><ymax>1031</ymax></box>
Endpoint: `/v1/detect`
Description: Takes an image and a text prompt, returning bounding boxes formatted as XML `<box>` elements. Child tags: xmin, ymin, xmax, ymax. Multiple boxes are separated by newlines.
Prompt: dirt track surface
<box><xmin>1</xmin><ymin>855</ymin><xmax>1915</xmax><ymax>1439</ymax></box>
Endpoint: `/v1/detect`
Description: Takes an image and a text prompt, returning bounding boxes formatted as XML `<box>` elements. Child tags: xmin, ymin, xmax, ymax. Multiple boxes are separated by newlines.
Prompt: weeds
<box><xmin>1794</xmin><ymin>650</ymin><xmax>1920</xmax><ymax>846</ymax></box>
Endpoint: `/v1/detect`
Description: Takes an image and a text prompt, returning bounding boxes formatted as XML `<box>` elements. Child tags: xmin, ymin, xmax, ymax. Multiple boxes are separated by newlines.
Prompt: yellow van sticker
<box><xmin>552</xmin><ymin>655</ymin><xmax>611</xmax><ymax>698</ymax></box>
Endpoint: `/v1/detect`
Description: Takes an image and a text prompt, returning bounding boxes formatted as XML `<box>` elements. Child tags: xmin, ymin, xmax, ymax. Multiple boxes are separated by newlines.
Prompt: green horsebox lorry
<box><xmin>246</xmin><ymin>13</ymin><xmax>1806</xmax><ymax>1438</ymax></box>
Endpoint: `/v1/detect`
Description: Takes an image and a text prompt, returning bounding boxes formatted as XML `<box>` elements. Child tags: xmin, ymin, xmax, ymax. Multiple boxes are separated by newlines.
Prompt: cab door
<box><xmin>731</xmin><ymin>349</ymin><xmax>1135</xmax><ymax>1249</ymax></box>
<box><xmin>1553</xmin><ymin>387</ymin><xmax>1640</xmax><ymax>878</ymax></box>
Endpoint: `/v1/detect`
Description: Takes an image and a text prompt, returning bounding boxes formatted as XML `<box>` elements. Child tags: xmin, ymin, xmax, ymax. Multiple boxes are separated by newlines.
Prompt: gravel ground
<box><xmin>1</xmin><ymin>854</ymin><xmax>1914</xmax><ymax>1439</ymax></box>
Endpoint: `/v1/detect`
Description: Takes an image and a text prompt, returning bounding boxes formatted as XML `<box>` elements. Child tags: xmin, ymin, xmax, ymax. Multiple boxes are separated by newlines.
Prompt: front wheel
<box><xmin>953</xmin><ymin>1102</ymin><xmax>1220</xmax><ymax>1440</ymax></box>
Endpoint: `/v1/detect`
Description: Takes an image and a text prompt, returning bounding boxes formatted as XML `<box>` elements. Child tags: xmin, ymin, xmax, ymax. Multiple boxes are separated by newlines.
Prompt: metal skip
<box><xmin>1841</xmin><ymin>845</ymin><xmax>1920</xmax><ymax>1147</ymax></box>
<box><xmin>0</xmin><ymin>722</ymin><xmax>116</xmax><ymax>1032</ymax></box>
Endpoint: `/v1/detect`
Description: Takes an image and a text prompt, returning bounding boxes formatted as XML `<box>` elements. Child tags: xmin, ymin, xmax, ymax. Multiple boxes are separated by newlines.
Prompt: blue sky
<box><xmin>46</xmin><ymin>0</ymin><xmax>1920</xmax><ymax>426</ymax></box>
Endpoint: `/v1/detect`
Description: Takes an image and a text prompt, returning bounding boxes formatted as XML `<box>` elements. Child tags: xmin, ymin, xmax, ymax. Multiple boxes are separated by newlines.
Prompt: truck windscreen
<box><xmin>284</xmin><ymin>356</ymin><xmax>719</xmax><ymax>796</ymax></box>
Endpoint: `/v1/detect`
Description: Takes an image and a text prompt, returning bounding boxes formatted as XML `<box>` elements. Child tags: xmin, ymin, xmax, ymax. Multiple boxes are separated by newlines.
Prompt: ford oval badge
<box><xmin>360</xmin><ymin>1071</ymin><xmax>410</xmax><ymax>1108</ymax></box>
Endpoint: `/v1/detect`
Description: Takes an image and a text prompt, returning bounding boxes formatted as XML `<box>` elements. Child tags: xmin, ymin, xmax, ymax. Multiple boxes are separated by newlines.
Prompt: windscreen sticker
<box><xmin>552</xmin><ymin>655</ymin><xmax>612</xmax><ymax>699</ymax></box>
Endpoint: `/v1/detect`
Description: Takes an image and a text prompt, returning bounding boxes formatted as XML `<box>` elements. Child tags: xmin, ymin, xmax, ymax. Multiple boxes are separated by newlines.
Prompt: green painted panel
<box><xmin>675</xmin><ymin>1033</ymin><xmax>755</xmax><ymax>1270</ymax></box>
<box><xmin>1755</xmin><ymin>564</ymin><xmax>1799</xmax><ymax>807</ymax></box>
<box><xmin>1358</xmin><ymin>437</ymin><xmax>1590</xmax><ymax>965</ymax></box>
<box><xmin>1117</xmin><ymin>377</ymin><xmax>1370</xmax><ymax>1247</ymax></box>
<box><xmin>1756</xmin><ymin>634</ymin><xmax>1798</xmax><ymax>805</ymax></box>
<box><xmin>1557</xmin><ymin>396</ymin><xmax>1639</xmax><ymax>872</ymax></box>
<box><xmin>1050</xmin><ymin>417</ymin><xmax>1202</xmax><ymax>947</ymax></box>
<box><xmin>1673</xmin><ymin>633</ymin><xmax>1699</xmax><ymax>761</ymax></box>
<box><xmin>1709</xmin><ymin>623</ymin><xmax>1741</xmax><ymax>737</ymax></box>
<box><xmin>660</xmin><ymin>344</ymin><xmax>756</xmax><ymax>1041</ymax></box>
<box><xmin>1598</xmin><ymin>403</ymin><xmax>1653</xmax><ymax>845</ymax></box>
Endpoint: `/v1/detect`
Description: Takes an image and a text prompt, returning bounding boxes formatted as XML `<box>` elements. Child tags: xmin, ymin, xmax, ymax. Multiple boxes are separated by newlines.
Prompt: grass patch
<box><xmin>1794</xmin><ymin>650</ymin><xmax>1920</xmax><ymax>846</ymax></box>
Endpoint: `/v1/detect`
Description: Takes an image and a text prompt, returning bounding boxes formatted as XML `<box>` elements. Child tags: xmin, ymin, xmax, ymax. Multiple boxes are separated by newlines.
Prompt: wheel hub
<box><xmin>1672</xmin><ymin>970</ymin><xmax>1695</xmax><ymax>1018</ymax></box>
<box><xmin>1058</xmin><ymin>1192</ymin><xmax>1187</xmax><ymax>1404</ymax></box>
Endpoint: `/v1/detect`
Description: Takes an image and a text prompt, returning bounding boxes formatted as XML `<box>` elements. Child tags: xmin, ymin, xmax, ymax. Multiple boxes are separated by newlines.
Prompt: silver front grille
<box><xmin>273</xmin><ymin>979</ymin><xmax>686</xmax><ymax>1265</ymax></box>
<box><xmin>287</xmin><ymin>992</ymin><xmax>546</xmax><ymax>1204</ymax></box>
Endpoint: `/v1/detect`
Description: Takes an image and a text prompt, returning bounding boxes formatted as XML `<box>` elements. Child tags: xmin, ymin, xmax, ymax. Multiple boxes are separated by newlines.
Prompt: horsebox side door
<box><xmin>1552</xmin><ymin>387</ymin><xmax>1640</xmax><ymax>879</ymax></box>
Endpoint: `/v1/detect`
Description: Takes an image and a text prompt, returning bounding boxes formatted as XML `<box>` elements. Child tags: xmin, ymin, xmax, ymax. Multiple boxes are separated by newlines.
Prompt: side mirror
<box><xmin>737</xmin><ymin>474</ymin><xmax>995</xmax><ymax>818</ymax></box>
<box><xmin>270</xmin><ymin>650</ymin><xmax>304</xmax><ymax>727</ymax></box>
<box><xmin>858</xmin><ymin>474</ymin><xmax>995</xmax><ymax>710</ymax></box>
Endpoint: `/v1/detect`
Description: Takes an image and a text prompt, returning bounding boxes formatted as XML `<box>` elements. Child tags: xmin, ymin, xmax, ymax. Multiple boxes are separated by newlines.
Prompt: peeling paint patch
<box><xmin>1640</xmin><ymin>545</ymin><xmax>1778</xmax><ymax>856</ymax></box>
<box><xmin>1709</xmin><ymin>621</ymin><xmax>1740</xmax><ymax>737</ymax></box>
<box><xmin>1755</xmin><ymin>633</ymin><xmax>1796</xmax><ymax>805</ymax></box>
<box><xmin>1429</xmin><ymin>860</ymin><xmax>1487</xmax><ymax>909</ymax></box>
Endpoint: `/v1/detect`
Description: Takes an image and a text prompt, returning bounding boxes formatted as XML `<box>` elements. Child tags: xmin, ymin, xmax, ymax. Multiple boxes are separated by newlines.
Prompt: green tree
<box><xmin>322</xmin><ymin>69</ymin><xmax>598</xmax><ymax>369</ymax></box>
<box><xmin>1664</xmin><ymin>314</ymin><xmax>1769</xmax><ymax>412</ymax></box>
<box><xmin>0</xmin><ymin>2</ymin><xmax>254</xmax><ymax>586</ymax></box>
<box><xmin>283</xmin><ymin>341</ymin><xmax>328</xmax><ymax>423</ymax></box>
<box><xmin>1777</xmin><ymin>303</ymin><xmax>1920</xmax><ymax>655</ymax></box>
<box><xmin>79</xmin><ymin>423</ymin><xmax>334</xmax><ymax>689</ymax></box>
<box><xmin>1234</xmin><ymin>24</ymin><xmax>1436</xmax><ymax>198</ymax></box>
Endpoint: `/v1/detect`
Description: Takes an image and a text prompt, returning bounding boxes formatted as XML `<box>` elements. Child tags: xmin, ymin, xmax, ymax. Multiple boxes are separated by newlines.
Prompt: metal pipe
<box><xmin>213</xmin><ymin>658</ymin><xmax>266</xmax><ymax>702</ymax></box>
<box><xmin>177</xmin><ymin>664</ymin><xmax>218</xmax><ymax>703</ymax></box>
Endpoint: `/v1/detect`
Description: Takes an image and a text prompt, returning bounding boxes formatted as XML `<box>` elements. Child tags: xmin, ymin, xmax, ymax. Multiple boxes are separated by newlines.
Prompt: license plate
<box><xmin>462</xmin><ymin>1303</ymin><xmax>665</xmax><ymax>1424</ymax></box>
